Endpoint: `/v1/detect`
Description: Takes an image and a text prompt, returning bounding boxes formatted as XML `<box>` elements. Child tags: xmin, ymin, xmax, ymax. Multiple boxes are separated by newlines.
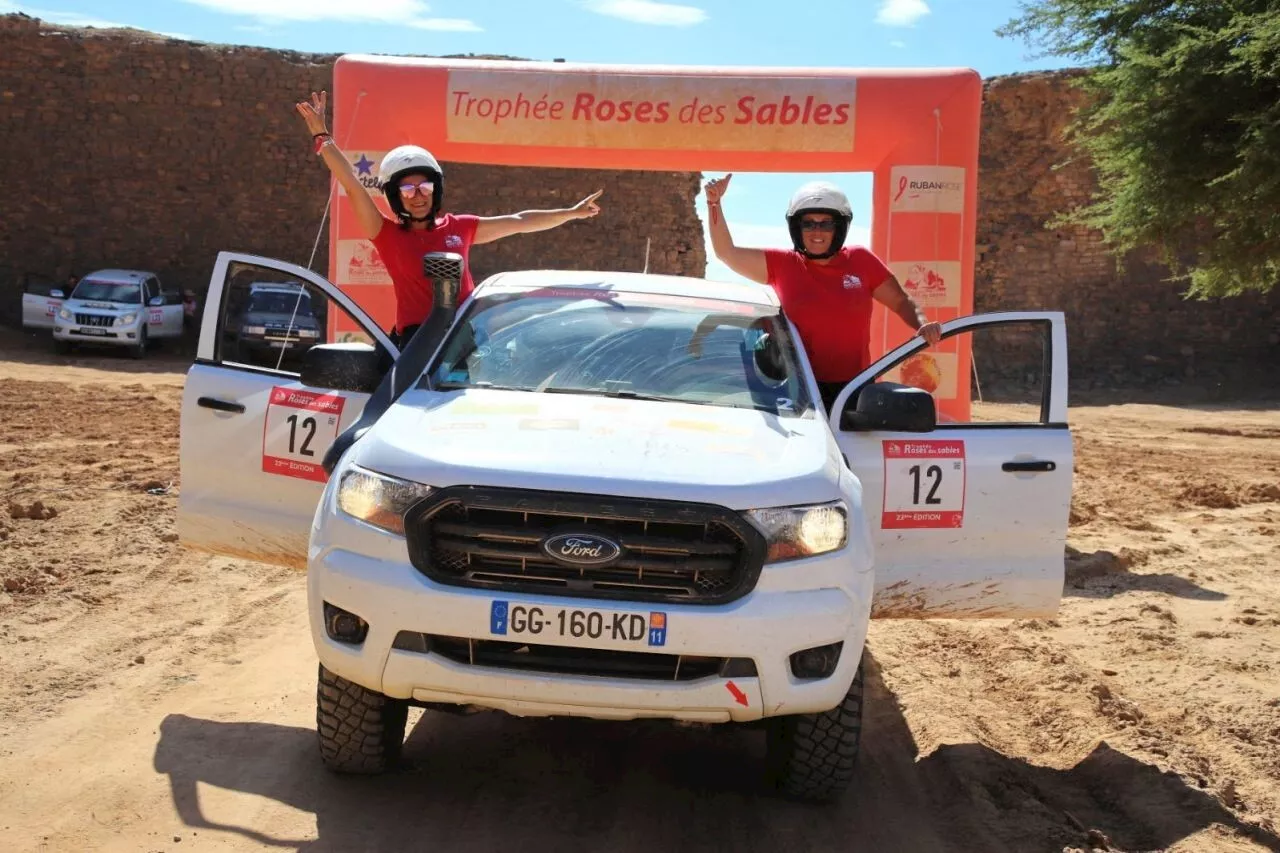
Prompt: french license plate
<box><xmin>489</xmin><ymin>601</ymin><xmax>668</xmax><ymax>649</ymax></box>
<box><xmin>77</xmin><ymin>328</ymin><xmax>108</xmax><ymax>336</ymax></box>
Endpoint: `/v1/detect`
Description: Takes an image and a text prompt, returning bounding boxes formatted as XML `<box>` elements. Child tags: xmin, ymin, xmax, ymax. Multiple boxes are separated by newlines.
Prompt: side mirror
<box><xmin>841</xmin><ymin>381</ymin><xmax>936</xmax><ymax>432</ymax></box>
<box><xmin>50</xmin><ymin>289</ymin><xmax>65</xmax><ymax>299</ymax></box>
<box><xmin>300</xmin><ymin>343</ymin><xmax>386</xmax><ymax>394</ymax></box>
<box><xmin>148</xmin><ymin>296</ymin><xmax>165</xmax><ymax>307</ymax></box>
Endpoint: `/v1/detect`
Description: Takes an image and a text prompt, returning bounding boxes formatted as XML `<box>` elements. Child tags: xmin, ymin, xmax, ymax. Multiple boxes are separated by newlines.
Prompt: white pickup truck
<box><xmin>178</xmin><ymin>251</ymin><xmax>1072</xmax><ymax>802</ymax></box>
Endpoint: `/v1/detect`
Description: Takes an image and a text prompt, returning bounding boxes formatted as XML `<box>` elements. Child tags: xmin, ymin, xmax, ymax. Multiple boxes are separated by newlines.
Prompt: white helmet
<box><xmin>379</xmin><ymin>145</ymin><xmax>444</xmax><ymax>227</ymax></box>
<box><xmin>786</xmin><ymin>181</ymin><xmax>853</xmax><ymax>259</ymax></box>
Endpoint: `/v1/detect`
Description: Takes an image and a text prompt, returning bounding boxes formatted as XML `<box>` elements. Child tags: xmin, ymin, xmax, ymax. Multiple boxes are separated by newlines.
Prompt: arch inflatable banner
<box><xmin>327</xmin><ymin>56</ymin><xmax>982</xmax><ymax>420</ymax></box>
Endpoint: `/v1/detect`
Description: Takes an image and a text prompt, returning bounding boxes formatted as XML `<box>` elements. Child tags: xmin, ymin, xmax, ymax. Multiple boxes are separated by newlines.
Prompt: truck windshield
<box><xmin>71</xmin><ymin>281</ymin><xmax>141</xmax><ymax>304</ymax></box>
<box><xmin>249</xmin><ymin>292</ymin><xmax>311</xmax><ymax>315</ymax></box>
<box><xmin>424</xmin><ymin>286</ymin><xmax>814</xmax><ymax>416</ymax></box>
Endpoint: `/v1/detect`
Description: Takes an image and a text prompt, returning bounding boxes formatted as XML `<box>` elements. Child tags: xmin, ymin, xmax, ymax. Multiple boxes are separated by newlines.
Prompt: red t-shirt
<box><xmin>370</xmin><ymin>213</ymin><xmax>480</xmax><ymax>331</ymax></box>
<box><xmin>764</xmin><ymin>246</ymin><xmax>891</xmax><ymax>382</ymax></box>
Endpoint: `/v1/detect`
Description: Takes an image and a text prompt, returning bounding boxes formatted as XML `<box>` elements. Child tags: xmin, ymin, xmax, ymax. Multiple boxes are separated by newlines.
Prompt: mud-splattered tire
<box><xmin>316</xmin><ymin>664</ymin><xmax>408</xmax><ymax>774</ymax></box>
<box><xmin>765</xmin><ymin>657</ymin><xmax>864</xmax><ymax>802</ymax></box>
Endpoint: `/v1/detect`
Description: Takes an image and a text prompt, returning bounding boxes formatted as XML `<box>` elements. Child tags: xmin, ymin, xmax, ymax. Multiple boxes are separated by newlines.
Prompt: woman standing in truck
<box><xmin>703</xmin><ymin>174</ymin><xmax>942</xmax><ymax>413</ymax></box>
<box><xmin>296</xmin><ymin>91</ymin><xmax>604</xmax><ymax>345</ymax></box>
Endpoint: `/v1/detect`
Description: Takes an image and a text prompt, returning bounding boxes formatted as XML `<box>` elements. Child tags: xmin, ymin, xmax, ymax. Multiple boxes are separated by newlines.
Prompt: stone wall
<box><xmin>0</xmin><ymin>14</ymin><xmax>703</xmax><ymax>327</ymax></box>
<box><xmin>976</xmin><ymin>70</ymin><xmax>1280</xmax><ymax>394</ymax></box>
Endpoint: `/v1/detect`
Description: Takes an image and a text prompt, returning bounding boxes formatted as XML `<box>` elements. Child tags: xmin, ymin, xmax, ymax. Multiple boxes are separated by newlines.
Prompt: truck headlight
<box><xmin>744</xmin><ymin>501</ymin><xmax>847</xmax><ymax>563</ymax></box>
<box><xmin>243</xmin><ymin>325</ymin><xmax>267</xmax><ymax>336</ymax></box>
<box><xmin>119</xmin><ymin>312</ymin><xmax>137</xmax><ymax>325</ymax></box>
<box><xmin>58</xmin><ymin>307</ymin><xmax>73</xmax><ymax>320</ymax></box>
<box><xmin>336</xmin><ymin>467</ymin><xmax>433</xmax><ymax>536</ymax></box>
<box><xmin>299</xmin><ymin>329</ymin><xmax>319</xmax><ymax>339</ymax></box>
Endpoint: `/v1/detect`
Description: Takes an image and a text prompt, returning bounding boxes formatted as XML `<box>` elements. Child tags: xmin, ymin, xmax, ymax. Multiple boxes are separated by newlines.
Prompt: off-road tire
<box><xmin>765</xmin><ymin>657</ymin><xmax>864</xmax><ymax>802</ymax></box>
<box><xmin>131</xmin><ymin>327</ymin><xmax>148</xmax><ymax>360</ymax></box>
<box><xmin>316</xmin><ymin>664</ymin><xmax>408</xmax><ymax>774</ymax></box>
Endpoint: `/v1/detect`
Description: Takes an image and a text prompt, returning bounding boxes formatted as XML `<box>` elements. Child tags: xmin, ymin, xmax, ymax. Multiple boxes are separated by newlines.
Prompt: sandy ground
<box><xmin>1</xmin><ymin>332</ymin><xmax>1278</xmax><ymax>853</ymax></box>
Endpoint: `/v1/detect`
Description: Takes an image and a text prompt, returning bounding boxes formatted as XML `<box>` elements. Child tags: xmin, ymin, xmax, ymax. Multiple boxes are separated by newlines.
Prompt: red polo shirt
<box><xmin>371</xmin><ymin>213</ymin><xmax>480</xmax><ymax>331</ymax></box>
<box><xmin>764</xmin><ymin>246</ymin><xmax>891</xmax><ymax>382</ymax></box>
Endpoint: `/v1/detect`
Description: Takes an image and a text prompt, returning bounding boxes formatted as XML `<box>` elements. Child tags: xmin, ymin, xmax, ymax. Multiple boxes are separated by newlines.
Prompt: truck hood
<box><xmin>352</xmin><ymin>389</ymin><xmax>843</xmax><ymax>509</ymax></box>
<box><xmin>63</xmin><ymin>298</ymin><xmax>138</xmax><ymax>313</ymax></box>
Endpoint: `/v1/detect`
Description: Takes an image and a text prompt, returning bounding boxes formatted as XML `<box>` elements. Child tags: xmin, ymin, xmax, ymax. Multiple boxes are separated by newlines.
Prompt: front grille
<box><xmin>75</xmin><ymin>313</ymin><xmax>113</xmax><ymax>327</ymax></box>
<box><xmin>409</xmin><ymin>633</ymin><xmax>756</xmax><ymax>682</ymax></box>
<box><xmin>404</xmin><ymin>486</ymin><xmax>767</xmax><ymax>605</ymax></box>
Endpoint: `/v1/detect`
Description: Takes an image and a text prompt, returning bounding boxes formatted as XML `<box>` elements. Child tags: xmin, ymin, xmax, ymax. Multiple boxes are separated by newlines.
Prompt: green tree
<box><xmin>998</xmin><ymin>1</ymin><xmax>1280</xmax><ymax>298</ymax></box>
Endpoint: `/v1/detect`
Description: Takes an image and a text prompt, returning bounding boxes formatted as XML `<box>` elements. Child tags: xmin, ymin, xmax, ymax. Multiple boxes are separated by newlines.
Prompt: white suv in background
<box><xmin>178</xmin><ymin>251</ymin><xmax>1073</xmax><ymax>802</ymax></box>
<box><xmin>52</xmin><ymin>269</ymin><xmax>185</xmax><ymax>357</ymax></box>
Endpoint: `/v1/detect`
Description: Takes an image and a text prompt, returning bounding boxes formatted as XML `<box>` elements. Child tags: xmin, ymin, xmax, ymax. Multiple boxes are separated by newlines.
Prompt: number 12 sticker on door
<box><xmin>262</xmin><ymin>386</ymin><xmax>346</xmax><ymax>483</ymax></box>
<box><xmin>882</xmin><ymin>439</ymin><xmax>966</xmax><ymax>529</ymax></box>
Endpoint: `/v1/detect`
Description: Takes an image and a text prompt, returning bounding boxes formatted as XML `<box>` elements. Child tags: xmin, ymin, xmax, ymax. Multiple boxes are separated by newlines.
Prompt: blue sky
<box><xmin>2</xmin><ymin>0</ymin><xmax>1073</xmax><ymax>281</ymax></box>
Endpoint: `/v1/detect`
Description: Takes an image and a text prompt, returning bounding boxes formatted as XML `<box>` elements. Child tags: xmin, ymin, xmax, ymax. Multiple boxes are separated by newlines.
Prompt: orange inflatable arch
<box><xmin>327</xmin><ymin>56</ymin><xmax>982</xmax><ymax>420</ymax></box>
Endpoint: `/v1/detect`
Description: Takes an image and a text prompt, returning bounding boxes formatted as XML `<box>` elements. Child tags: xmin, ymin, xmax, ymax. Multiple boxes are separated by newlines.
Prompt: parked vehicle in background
<box><xmin>231</xmin><ymin>282</ymin><xmax>324</xmax><ymax>368</ymax></box>
<box><xmin>19</xmin><ymin>272</ymin><xmax>63</xmax><ymax>330</ymax></box>
<box><xmin>51</xmin><ymin>269</ymin><xmax>184</xmax><ymax>358</ymax></box>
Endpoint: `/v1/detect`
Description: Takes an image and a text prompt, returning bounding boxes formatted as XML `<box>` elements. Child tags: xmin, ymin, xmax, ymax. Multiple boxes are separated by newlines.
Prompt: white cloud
<box><xmin>407</xmin><ymin>17</ymin><xmax>482</xmax><ymax>31</ymax></box>
<box><xmin>583</xmin><ymin>0</ymin><xmax>707</xmax><ymax>27</ymax></box>
<box><xmin>701</xmin><ymin>220</ymin><xmax>873</xmax><ymax>284</ymax></box>
<box><xmin>178</xmin><ymin>0</ymin><xmax>480</xmax><ymax>31</ymax></box>
<box><xmin>876</xmin><ymin>0</ymin><xmax>929</xmax><ymax>27</ymax></box>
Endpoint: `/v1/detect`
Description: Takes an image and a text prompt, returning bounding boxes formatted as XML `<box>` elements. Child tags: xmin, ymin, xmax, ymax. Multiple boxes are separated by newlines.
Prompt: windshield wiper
<box><xmin>540</xmin><ymin>387</ymin><xmax>716</xmax><ymax>406</ymax></box>
<box><xmin>434</xmin><ymin>381</ymin><xmax>538</xmax><ymax>392</ymax></box>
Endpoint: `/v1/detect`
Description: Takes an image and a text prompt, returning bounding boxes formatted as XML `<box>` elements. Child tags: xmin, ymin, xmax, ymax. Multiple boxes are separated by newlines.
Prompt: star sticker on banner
<box><xmin>354</xmin><ymin>154</ymin><xmax>374</xmax><ymax>176</ymax></box>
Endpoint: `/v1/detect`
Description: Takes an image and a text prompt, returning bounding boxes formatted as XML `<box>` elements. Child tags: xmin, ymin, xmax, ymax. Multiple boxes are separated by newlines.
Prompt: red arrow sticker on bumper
<box><xmin>726</xmin><ymin>681</ymin><xmax>748</xmax><ymax>707</ymax></box>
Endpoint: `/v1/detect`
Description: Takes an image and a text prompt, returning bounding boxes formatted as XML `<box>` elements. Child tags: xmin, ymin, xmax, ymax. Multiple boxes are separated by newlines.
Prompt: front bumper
<box><xmin>53</xmin><ymin>318</ymin><xmax>142</xmax><ymax>345</ymax></box>
<box><xmin>307</xmin><ymin>511</ymin><xmax>873</xmax><ymax>724</ymax></box>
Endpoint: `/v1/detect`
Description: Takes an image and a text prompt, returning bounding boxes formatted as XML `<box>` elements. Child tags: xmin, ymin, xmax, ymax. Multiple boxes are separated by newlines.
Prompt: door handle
<box><xmin>197</xmin><ymin>396</ymin><xmax>245</xmax><ymax>414</ymax></box>
<box><xmin>1002</xmin><ymin>460</ymin><xmax>1056</xmax><ymax>473</ymax></box>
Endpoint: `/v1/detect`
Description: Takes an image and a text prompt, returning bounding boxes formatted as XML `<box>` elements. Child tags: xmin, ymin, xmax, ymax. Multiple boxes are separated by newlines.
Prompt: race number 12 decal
<box><xmin>261</xmin><ymin>387</ymin><xmax>346</xmax><ymax>483</ymax></box>
<box><xmin>881</xmin><ymin>439</ymin><xmax>966</xmax><ymax>529</ymax></box>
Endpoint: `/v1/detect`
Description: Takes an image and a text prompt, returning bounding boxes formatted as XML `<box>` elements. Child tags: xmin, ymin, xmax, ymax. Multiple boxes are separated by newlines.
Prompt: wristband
<box><xmin>313</xmin><ymin>134</ymin><xmax>332</xmax><ymax>155</ymax></box>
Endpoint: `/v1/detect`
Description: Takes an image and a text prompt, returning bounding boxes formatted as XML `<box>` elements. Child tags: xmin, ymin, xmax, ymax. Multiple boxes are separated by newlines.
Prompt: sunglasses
<box><xmin>398</xmin><ymin>180</ymin><xmax>434</xmax><ymax>199</ymax></box>
<box><xmin>800</xmin><ymin>219</ymin><xmax>836</xmax><ymax>233</ymax></box>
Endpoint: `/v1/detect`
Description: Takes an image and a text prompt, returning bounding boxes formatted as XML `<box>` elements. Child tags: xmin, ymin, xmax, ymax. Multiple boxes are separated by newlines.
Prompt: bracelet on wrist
<box><xmin>313</xmin><ymin>135</ymin><xmax>333</xmax><ymax>155</ymax></box>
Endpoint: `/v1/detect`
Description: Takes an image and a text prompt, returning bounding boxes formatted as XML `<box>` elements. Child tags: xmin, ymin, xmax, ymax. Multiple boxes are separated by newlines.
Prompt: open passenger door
<box><xmin>831</xmin><ymin>312</ymin><xmax>1072</xmax><ymax>619</ymax></box>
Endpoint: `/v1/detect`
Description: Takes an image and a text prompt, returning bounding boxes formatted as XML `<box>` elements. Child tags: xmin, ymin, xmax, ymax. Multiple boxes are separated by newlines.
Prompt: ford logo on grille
<box><xmin>542</xmin><ymin>533</ymin><xmax>622</xmax><ymax>566</ymax></box>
